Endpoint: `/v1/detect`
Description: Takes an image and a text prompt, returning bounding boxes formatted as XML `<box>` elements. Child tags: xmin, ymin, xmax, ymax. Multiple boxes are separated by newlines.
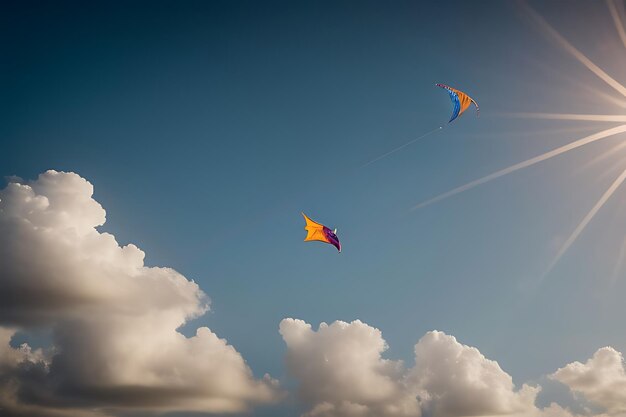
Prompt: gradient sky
<box><xmin>3</xmin><ymin>1</ymin><xmax>626</xmax><ymax>416</ymax></box>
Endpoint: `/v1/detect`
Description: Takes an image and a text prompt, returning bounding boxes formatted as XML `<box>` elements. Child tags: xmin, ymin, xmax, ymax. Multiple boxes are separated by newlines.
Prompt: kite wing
<box><xmin>302</xmin><ymin>213</ymin><xmax>327</xmax><ymax>243</ymax></box>
<box><xmin>302</xmin><ymin>213</ymin><xmax>341</xmax><ymax>252</ymax></box>
<box><xmin>436</xmin><ymin>83</ymin><xmax>479</xmax><ymax>123</ymax></box>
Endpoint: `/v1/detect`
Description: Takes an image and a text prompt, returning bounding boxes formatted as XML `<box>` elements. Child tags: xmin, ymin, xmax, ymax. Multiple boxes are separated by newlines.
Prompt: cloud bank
<box><xmin>0</xmin><ymin>171</ymin><xmax>281</xmax><ymax>416</ymax></box>
<box><xmin>279</xmin><ymin>318</ymin><xmax>606</xmax><ymax>417</ymax></box>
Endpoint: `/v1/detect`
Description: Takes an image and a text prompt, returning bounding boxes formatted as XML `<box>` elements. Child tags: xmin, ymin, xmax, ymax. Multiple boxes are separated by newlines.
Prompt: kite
<box><xmin>436</xmin><ymin>83</ymin><xmax>479</xmax><ymax>123</ymax></box>
<box><xmin>302</xmin><ymin>213</ymin><xmax>341</xmax><ymax>252</ymax></box>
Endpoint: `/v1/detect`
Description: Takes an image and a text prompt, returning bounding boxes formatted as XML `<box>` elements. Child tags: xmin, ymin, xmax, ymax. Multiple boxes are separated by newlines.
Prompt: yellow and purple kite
<box><xmin>302</xmin><ymin>213</ymin><xmax>341</xmax><ymax>253</ymax></box>
<box><xmin>436</xmin><ymin>83</ymin><xmax>479</xmax><ymax>123</ymax></box>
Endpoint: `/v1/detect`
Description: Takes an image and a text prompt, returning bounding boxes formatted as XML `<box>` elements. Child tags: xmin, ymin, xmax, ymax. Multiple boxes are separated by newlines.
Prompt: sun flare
<box><xmin>413</xmin><ymin>0</ymin><xmax>626</xmax><ymax>278</ymax></box>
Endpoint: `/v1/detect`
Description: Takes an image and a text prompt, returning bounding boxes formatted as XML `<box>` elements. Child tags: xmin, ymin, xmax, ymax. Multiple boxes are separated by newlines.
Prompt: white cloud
<box><xmin>0</xmin><ymin>170</ymin><xmax>282</xmax><ymax>415</ymax></box>
<box><xmin>410</xmin><ymin>330</ymin><xmax>539</xmax><ymax>417</ymax></box>
<box><xmin>280</xmin><ymin>319</ymin><xmax>579</xmax><ymax>417</ymax></box>
<box><xmin>551</xmin><ymin>347</ymin><xmax>626</xmax><ymax>416</ymax></box>
<box><xmin>280</xmin><ymin>318</ymin><xmax>420</xmax><ymax>417</ymax></box>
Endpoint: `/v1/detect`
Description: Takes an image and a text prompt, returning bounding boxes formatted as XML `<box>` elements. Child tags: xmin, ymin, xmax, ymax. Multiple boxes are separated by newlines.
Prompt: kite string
<box><xmin>361</xmin><ymin>125</ymin><xmax>443</xmax><ymax>167</ymax></box>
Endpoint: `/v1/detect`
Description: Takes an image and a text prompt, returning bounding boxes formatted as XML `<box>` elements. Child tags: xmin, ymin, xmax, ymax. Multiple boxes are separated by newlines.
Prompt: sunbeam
<box><xmin>529</xmin><ymin>57</ymin><xmax>626</xmax><ymax>108</ymax></box>
<box><xmin>504</xmin><ymin>113</ymin><xmax>626</xmax><ymax>122</ymax></box>
<box><xmin>462</xmin><ymin>125</ymin><xmax>599</xmax><ymax>139</ymax></box>
<box><xmin>580</xmin><ymin>83</ymin><xmax>626</xmax><ymax>109</ymax></box>
<box><xmin>543</xmin><ymin>166</ymin><xmax>626</xmax><ymax>277</ymax></box>
<box><xmin>607</xmin><ymin>0</ymin><xmax>626</xmax><ymax>49</ymax></box>
<box><xmin>412</xmin><ymin>125</ymin><xmax>626</xmax><ymax>210</ymax></box>
<box><xmin>580</xmin><ymin>140</ymin><xmax>626</xmax><ymax>172</ymax></box>
<box><xmin>520</xmin><ymin>1</ymin><xmax>626</xmax><ymax>98</ymax></box>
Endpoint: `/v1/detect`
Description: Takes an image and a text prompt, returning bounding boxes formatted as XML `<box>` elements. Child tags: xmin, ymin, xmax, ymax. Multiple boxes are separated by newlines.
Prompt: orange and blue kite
<box><xmin>436</xmin><ymin>83</ymin><xmax>479</xmax><ymax>123</ymax></box>
<box><xmin>302</xmin><ymin>213</ymin><xmax>341</xmax><ymax>253</ymax></box>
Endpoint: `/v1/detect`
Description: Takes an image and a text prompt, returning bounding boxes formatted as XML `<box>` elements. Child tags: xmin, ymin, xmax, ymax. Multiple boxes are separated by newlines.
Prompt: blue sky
<box><xmin>3</xmin><ymin>1</ymin><xmax>626</xmax><ymax>416</ymax></box>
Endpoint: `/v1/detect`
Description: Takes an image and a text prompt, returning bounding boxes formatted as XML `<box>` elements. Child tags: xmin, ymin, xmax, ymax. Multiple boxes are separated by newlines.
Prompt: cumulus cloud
<box><xmin>0</xmin><ymin>171</ymin><xmax>281</xmax><ymax>416</ymax></box>
<box><xmin>551</xmin><ymin>347</ymin><xmax>626</xmax><ymax>416</ymax></box>
<box><xmin>280</xmin><ymin>319</ymin><xmax>420</xmax><ymax>417</ymax></box>
<box><xmin>280</xmin><ymin>318</ymin><xmax>579</xmax><ymax>417</ymax></box>
<box><xmin>410</xmin><ymin>330</ymin><xmax>539</xmax><ymax>417</ymax></box>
